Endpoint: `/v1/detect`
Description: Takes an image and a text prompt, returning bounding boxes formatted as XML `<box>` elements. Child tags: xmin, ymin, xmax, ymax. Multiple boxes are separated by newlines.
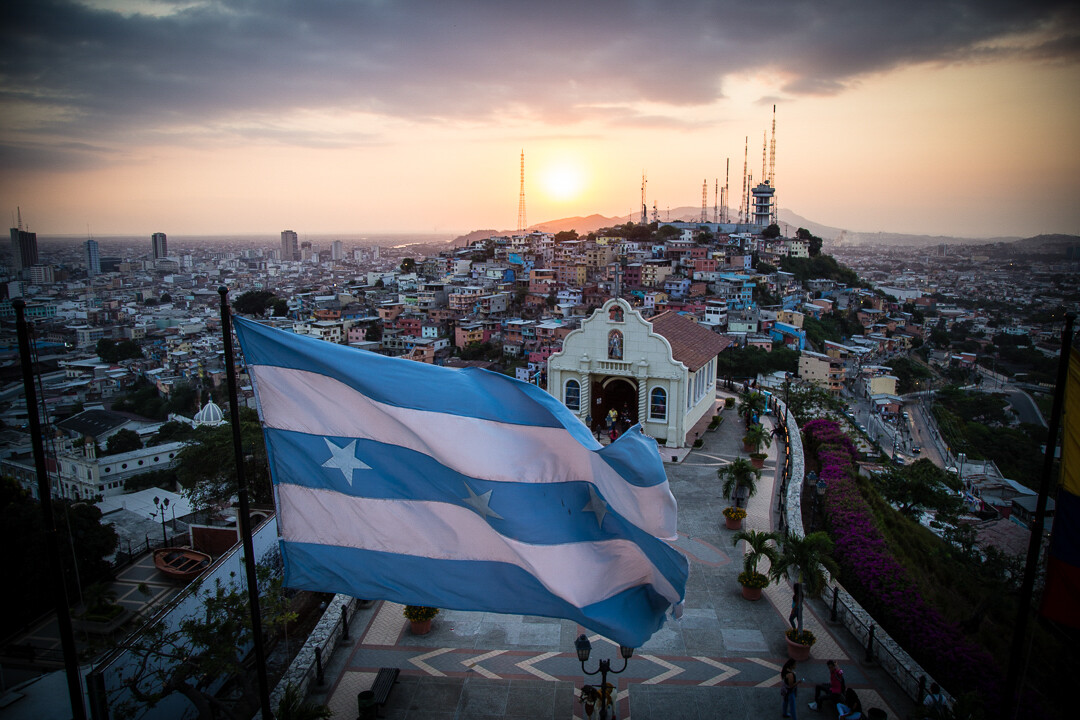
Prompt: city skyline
<box><xmin>1</xmin><ymin>1</ymin><xmax>1078</xmax><ymax>239</ymax></box>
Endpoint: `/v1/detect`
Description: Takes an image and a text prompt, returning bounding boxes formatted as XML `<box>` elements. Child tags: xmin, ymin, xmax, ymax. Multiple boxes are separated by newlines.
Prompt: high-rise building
<box><xmin>85</xmin><ymin>238</ymin><xmax>101</xmax><ymax>277</ymax></box>
<box><xmin>281</xmin><ymin>230</ymin><xmax>299</xmax><ymax>261</ymax></box>
<box><xmin>331</xmin><ymin>240</ymin><xmax>344</xmax><ymax>261</ymax></box>
<box><xmin>10</xmin><ymin>227</ymin><xmax>38</xmax><ymax>273</ymax></box>
<box><xmin>151</xmin><ymin>232</ymin><xmax>168</xmax><ymax>259</ymax></box>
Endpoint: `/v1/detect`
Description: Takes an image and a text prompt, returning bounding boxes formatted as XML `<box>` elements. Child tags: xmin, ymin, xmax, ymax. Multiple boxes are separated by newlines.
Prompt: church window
<box><xmin>650</xmin><ymin>387</ymin><xmax>667</xmax><ymax>421</ymax></box>
<box><xmin>565</xmin><ymin>379</ymin><xmax>580</xmax><ymax>411</ymax></box>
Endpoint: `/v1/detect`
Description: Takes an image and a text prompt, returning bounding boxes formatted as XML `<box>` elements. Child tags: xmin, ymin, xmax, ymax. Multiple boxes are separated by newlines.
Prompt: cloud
<box><xmin>1</xmin><ymin>0</ymin><xmax>1077</xmax><ymax>170</ymax></box>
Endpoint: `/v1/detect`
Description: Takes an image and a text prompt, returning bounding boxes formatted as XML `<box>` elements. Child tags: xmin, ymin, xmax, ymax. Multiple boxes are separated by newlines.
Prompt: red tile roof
<box><xmin>648</xmin><ymin>311</ymin><xmax>734</xmax><ymax>372</ymax></box>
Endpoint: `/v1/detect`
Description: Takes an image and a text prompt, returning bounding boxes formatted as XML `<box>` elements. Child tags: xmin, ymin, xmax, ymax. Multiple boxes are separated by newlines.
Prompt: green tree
<box><xmin>105</xmin><ymin>428</ymin><xmax>144</xmax><ymax>456</ymax></box>
<box><xmin>743</xmin><ymin>422</ymin><xmax>772</xmax><ymax>454</ymax></box>
<box><xmin>400</xmin><ymin>257</ymin><xmax>416</xmax><ymax>273</ymax></box>
<box><xmin>874</xmin><ymin>459</ymin><xmax>962</xmax><ymax>519</ymax></box>
<box><xmin>732</xmin><ymin>529</ymin><xmax>779</xmax><ymax>579</ymax></box>
<box><xmin>554</xmin><ymin>230</ymin><xmax>579</xmax><ymax>243</ymax></box>
<box><xmin>770</xmin><ymin>531</ymin><xmax>839</xmax><ymax>633</ymax></box>
<box><xmin>109</xmin><ymin>562</ymin><xmax>295</xmax><ymax>720</ymax></box>
<box><xmin>271</xmin><ymin>298</ymin><xmax>289</xmax><ymax>317</ymax></box>
<box><xmin>718</xmin><ymin>457</ymin><xmax>761</xmax><ymax>508</ymax></box>
<box><xmin>176</xmin><ymin>407</ymin><xmax>272</xmax><ymax>513</ymax></box>
<box><xmin>761</xmin><ymin>223</ymin><xmax>781</xmax><ymax>239</ymax></box>
<box><xmin>1</xmin><ymin>479</ymin><xmax>117</xmax><ymax>637</ymax></box>
<box><xmin>150</xmin><ymin>420</ymin><xmax>198</xmax><ymax>446</ymax></box>
<box><xmin>737</xmin><ymin>390</ymin><xmax>767</xmax><ymax>427</ymax></box>
<box><xmin>232</xmin><ymin>290</ymin><xmax>278</xmax><ymax>316</ymax></box>
<box><xmin>97</xmin><ymin>338</ymin><xmax>144</xmax><ymax>363</ymax></box>
<box><xmin>160</xmin><ymin>292</ymin><xmax>172</xmax><ymax>303</ymax></box>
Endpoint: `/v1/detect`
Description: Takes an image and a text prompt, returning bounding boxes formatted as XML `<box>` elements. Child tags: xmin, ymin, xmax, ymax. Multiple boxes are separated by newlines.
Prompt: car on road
<box><xmin>912</xmin><ymin>445</ymin><xmax>921</xmax><ymax>454</ymax></box>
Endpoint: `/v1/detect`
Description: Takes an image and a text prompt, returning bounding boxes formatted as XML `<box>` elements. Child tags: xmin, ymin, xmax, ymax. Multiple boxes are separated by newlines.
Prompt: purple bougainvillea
<box><xmin>802</xmin><ymin>419</ymin><xmax>999</xmax><ymax>700</ymax></box>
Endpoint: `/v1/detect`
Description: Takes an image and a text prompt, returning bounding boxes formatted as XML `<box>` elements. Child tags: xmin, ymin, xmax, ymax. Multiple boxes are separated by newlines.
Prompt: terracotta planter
<box><xmin>724</xmin><ymin>516</ymin><xmax>743</xmax><ymax>530</ymax></box>
<box><xmin>409</xmin><ymin>619</ymin><xmax>432</xmax><ymax>635</ymax></box>
<box><xmin>740</xmin><ymin>585</ymin><xmax>762</xmax><ymax>601</ymax></box>
<box><xmin>750</xmin><ymin>455</ymin><xmax>765</xmax><ymax>469</ymax></box>
<box><xmin>785</xmin><ymin>636</ymin><xmax>812</xmax><ymax>661</ymax></box>
<box><xmin>742</xmin><ymin>441</ymin><xmax>754</xmax><ymax>453</ymax></box>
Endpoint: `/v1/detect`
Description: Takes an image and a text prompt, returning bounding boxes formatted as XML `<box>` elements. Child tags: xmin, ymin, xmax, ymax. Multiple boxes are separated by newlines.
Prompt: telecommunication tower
<box><xmin>701</xmin><ymin>180</ymin><xmax>707</xmax><ymax>223</ymax></box>
<box><xmin>640</xmin><ymin>172</ymin><xmax>648</xmax><ymax>224</ymax></box>
<box><xmin>762</xmin><ymin>132</ymin><xmax>767</xmax><ymax>184</ymax></box>
<box><xmin>769</xmin><ymin>104</ymin><xmax>777</xmax><ymax>187</ymax></box>
<box><xmin>713</xmin><ymin>178</ymin><xmax>718</xmax><ymax>223</ymax></box>
<box><xmin>652</xmin><ymin>201</ymin><xmax>660</xmax><ymax>223</ymax></box>
<box><xmin>740</xmin><ymin>137</ymin><xmax>748</xmax><ymax>224</ymax></box>
<box><xmin>721</xmin><ymin>158</ymin><xmax>730</xmax><ymax>223</ymax></box>
<box><xmin>517</xmin><ymin>150</ymin><xmax>526</xmax><ymax>232</ymax></box>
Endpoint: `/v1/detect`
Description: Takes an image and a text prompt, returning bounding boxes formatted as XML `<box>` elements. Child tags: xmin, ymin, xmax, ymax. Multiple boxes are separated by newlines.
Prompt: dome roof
<box><xmin>193</xmin><ymin>399</ymin><xmax>225</xmax><ymax>427</ymax></box>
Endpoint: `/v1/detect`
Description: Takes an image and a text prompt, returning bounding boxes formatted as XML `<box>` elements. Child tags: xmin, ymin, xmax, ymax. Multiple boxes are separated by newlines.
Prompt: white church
<box><xmin>547</xmin><ymin>298</ymin><xmax>732</xmax><ymax>448</ymax></box>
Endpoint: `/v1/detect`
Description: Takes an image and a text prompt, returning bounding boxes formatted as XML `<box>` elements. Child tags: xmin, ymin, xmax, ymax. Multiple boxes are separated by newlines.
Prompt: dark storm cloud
<box><xmin>1</xmin><ymin>0</ymin><xmax>1076</xmax><ymax>170</ymax></box>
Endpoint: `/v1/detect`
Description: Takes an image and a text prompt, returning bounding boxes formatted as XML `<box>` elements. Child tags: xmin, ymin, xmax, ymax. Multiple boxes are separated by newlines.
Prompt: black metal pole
<box><xmin>14</xmin><ymin>300</ymin><xmax>87</xmax><ymax>720</ymax></box>
<box><xmin>1004</xmin><ymin>312</ymin><xmax>1075</xmax><ymax>718</ymax></box>
<box><xmin>218</xmin><ymin>287</ymin><xmax>274</xmax><ymax>720</ymax></box>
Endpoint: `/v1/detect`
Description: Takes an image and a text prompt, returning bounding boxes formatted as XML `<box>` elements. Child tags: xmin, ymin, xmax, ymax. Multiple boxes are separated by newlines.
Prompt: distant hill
<box><xmin>450</xmin><ymin>210</ymin><xmax>1075</xmax><ymax>252</ymax></box>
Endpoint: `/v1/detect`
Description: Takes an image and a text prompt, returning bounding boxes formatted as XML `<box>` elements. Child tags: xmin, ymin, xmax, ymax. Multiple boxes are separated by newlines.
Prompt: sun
<box><xmin>541</xmin><ymin>162</ymin><xmax>586</xmax><ymax>202</ymax></box>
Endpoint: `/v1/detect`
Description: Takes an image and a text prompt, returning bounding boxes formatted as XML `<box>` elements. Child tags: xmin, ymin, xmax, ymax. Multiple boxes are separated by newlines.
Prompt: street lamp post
<box><xmin>153</xmin><ymin>496</ymin><xmax>170</xmax><ymax>546</ymax></box>
<box><xmin>575</xmin><ymin>634</ymin><xmax>633</xmax><ymax>720</ymax></box>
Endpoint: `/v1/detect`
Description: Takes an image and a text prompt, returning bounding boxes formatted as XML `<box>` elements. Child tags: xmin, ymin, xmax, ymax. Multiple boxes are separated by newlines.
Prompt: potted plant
<box><xmin>708</xmin><ymin>414</ymin><xmax>722</xmax><ymax>431</ymax></box>
<box><xmin>771</xmin><ymin>531</ymin><xmax>839</xmax><ymax>659</ymax></box>
<box><xmin>731</xmin><ymin>529</ymin><xmax>778</xmax><ymax>601</ymax></box>
<box><xmin>744</xmin><ymin>423</ymin><xmax>773</xmax><ymax>467</ymax></box>
<box><xmin>403</xmin><ymin>605</ymin><xmax>439</xmax><ymax>635</ymax></box>
<box><xmin>718</xmin><ymin>457</ymin><xmax>761</xmax><ymax>521</ymax></box>
<box><xmin>724</xmin><ymin>396</ymin><xmax>735</xmax><ymax>409</ymax></box>
<box><xmin>722</xmin><ymin>505</ymin><xmax>747</xmax><ymax>530</ymax></box>
<box><xmin>784</xmin><ymin>628</ymin><xmax>817</xmax><ymax>661</ymax></box>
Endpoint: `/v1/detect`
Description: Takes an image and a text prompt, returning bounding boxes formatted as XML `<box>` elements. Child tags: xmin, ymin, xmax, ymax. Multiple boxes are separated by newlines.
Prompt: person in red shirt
<box><xmin>808</xmin><ymin>660</ymin><xmax>845</xmax><ymax>714</ymax></box>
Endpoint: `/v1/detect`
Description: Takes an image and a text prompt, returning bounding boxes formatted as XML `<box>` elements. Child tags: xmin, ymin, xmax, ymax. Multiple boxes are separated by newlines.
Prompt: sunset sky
<box><xmin>1</xmin><ymin>0</ymin><xmax>1078</xmax><ymax>239</ymax></box>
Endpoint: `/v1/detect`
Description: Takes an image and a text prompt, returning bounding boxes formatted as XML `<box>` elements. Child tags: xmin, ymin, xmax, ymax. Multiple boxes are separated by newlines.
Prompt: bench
<box><xmin>358</xmin><ymin>667</ymin><xmax>399</xmax><ymax>718</ymax></box>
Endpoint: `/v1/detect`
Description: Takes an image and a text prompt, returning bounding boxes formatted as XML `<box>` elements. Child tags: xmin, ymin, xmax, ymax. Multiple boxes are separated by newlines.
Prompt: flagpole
<box><xmin>218</xmin><ymin>287</ymin><xmax>274</xmax><ymax>720</ymax></box>
<box><xmin>1004</xmin><ymin>311</ymin><xmax>1074</xmax><ymax>718</ymax></box>
<box><xmin>14</xmin><ymin>300</ymin><xmax>86</xmax><ymax>720</ymax></box>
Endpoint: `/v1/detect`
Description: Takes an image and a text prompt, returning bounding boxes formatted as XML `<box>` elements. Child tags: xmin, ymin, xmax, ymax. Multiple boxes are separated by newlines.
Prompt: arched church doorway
<box><xmin>591</xmin><ymin>377</ymin><xmax>638</xmax><ymax>433</ymax></box>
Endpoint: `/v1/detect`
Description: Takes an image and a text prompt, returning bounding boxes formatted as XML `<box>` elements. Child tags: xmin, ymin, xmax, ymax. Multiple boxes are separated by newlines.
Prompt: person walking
<box><xmin>781</xmin><ymin>659</ymin><xmax>800</xmax><ymax>719</ymax></box>
<box><xmin>809</xmin><ymin>659</ymin><xmax>845</xmax><ymax>714</ymax></box>
<box><xmin>788</xmin><ymin>582</ymin><xmax>802</xmax><ymax>630</ymax></box>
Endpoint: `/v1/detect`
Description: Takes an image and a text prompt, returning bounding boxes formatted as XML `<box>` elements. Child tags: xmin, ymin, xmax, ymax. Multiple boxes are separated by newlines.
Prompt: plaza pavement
<box><xmin>308</xmin><ymin>392</ymin><xmax>918</xmax><ymax>720</ymax></box>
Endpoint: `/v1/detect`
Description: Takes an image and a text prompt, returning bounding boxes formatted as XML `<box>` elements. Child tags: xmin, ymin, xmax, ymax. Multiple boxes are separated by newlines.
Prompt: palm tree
<box><xmin>770</xmin><ymin>531</ymin><xmax>840</xmax><ymax>632</ymax></box>
<box><xmin>744</xmin><ymin>422</ymin><xmax>772</xmax><ymax>454</ymax></box>
<box><xmin>718</xmin><ymin>457</ymin><xmax>761</xmax><ymax>508</ymax></box>
<box><xmin>731</xmin><ymin>529</ymin><xmax>779</xmax><ymax>578</ymax></box>
<box><xmin>738</xmin><ymin>390</ymin><xmax>767</xmax><ymax>428</ymax></box>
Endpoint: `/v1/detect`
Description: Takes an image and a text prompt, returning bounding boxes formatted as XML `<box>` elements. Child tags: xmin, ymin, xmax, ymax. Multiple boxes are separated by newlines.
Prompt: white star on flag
<box><xmin>321</xmin><ymin>438</ymin><xmax>370</xmax><ymax>485</ymax></box>
<box><xmin>583</xmin><ymin>486</ymin><xmax>608</xmax><ymax>528</ymax></box>
<box><xmin>463</xmin><ymin>482</ymin><xmax>503</xmax><ymax>521</ymax></box>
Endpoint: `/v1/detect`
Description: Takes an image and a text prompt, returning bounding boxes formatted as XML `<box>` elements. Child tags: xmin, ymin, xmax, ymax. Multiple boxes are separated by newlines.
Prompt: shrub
<box><xmin>737</xmin><ymin>571</ymin><xmax>770</xmax><ymax>589</ymax></box>
<box><xmin>403</xmin><ymin>605</ymin><xmax>439</xmax><ymax>622</ymax></box>
<box><xmin>723</xmin><ymin>506</ymin><xmax>747</xmax><ymax>520</ymax></box>
<box><xmin>785</xmin><ymin>628</ymin><xmax>816</xmax><ymax>646</ymax></box>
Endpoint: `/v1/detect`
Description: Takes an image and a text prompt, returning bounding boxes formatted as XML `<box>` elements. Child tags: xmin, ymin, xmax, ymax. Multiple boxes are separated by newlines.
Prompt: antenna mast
<box><xmin>640</xmin><ymin>172</ymin><xmax>648</xmax><ymax>224</ymax></box>
<box><xmin>713</xmin><ymin>178</ymin><xmax>718</xmax><ymax>223</ymax></box>
<box><xmin>761</xmin><ymin>132</ymin><xmax>767</xmax><ymax>184</ymax></box>
<box><xmin>17</xmin><ymin>206</ymin><xmax>23</xmax><ymax>231</ymax></box>
<box><xmin>701</xmin><ymin>179</ymin><xmax>707</xmax><ymax>223</ymax></box>
<box><xmin>517</xmin><ymin>150</ymin><xmax>526</xmax><ymax>231</ymax></box>
<box><xmin>740</xmin><ymin>138</ymin><xmax>748</xmax><ymax>224</ymax></box>
<box><xmin>769</xmin><ymin>104</ymin><xmax>777</xmax><ymax>187</ymax></box>
<box><xmin>722</xmin><ymin>158</ymin><xmax>730</xmax><ymax>223</ymax></box>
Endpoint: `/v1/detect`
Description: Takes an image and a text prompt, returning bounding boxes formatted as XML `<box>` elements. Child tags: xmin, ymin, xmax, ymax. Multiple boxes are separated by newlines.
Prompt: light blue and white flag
<box><xmin>233</xmin><ymin>316</ymin><xmax>688</xmax><ymax>647</ymax></box>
